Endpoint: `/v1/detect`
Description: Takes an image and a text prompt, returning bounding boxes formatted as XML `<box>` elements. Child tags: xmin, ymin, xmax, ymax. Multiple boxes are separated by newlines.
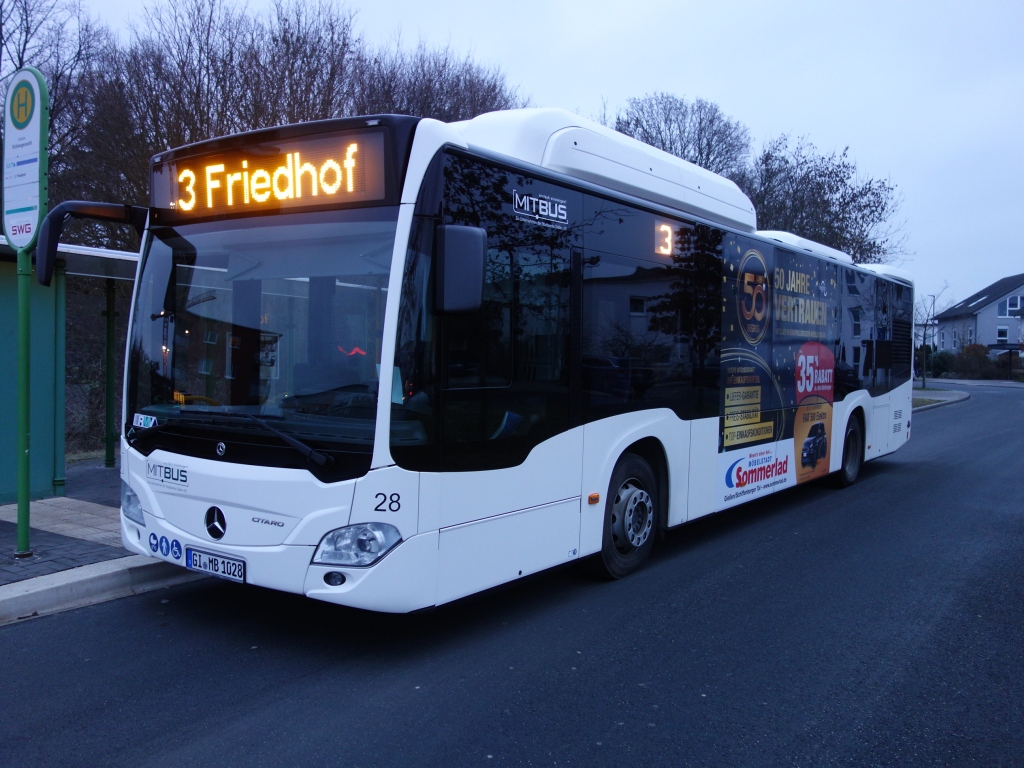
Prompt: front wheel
<box><xmin>596</xmin><ymin>453</ymin><xmax>658</xmax><ymax>579</ymax></box>
<box><xmin>834</xmin><ymin>416</ymin><xmax>863</xmax><ymax>487</ymax></box>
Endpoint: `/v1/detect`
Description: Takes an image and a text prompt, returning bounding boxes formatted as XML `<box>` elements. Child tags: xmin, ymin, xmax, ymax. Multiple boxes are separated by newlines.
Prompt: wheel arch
<box><xmin>832</xmin><ymin>405</ymin><xmax>867</xmax><ymax>487</ymax></box>
<box><xmin>580</xmin><ymin>411</ymin><xmax>689</xmax><ymax>557</ymax></box>
<box><xmin>831</xmin><ymin>396</ymin><xmax>869</xmax><ymax>474</ymax></box>
<box><xmin>848</xmin><ymin>406</ymin><xmax>866</xmax><ymax>457</ymax></box>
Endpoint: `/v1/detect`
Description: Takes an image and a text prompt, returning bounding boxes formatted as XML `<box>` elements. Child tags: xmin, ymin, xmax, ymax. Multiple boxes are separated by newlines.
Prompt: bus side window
<box><xmin>444</xmin><ymin>248</ymin><xmax>512</xmax><ymax>389</ymax></box>
<box><xmin>398</xmin><ymin>151</ymin><xmax>581</xmax><ymax>472</ymax></box>
<box><xmin>579</xmin><ymin>205</ymin><xmax>722</xmax><ymax>423</ymax></box>
<box><xmin>391</xmin><ymin>219</ymin><xmax>439</xmax><ymax>470</ymax></box>
<box><xmin>892</xmin><ymin>283</ymin><xmax>913</xmax><ymax>386</ymax></box>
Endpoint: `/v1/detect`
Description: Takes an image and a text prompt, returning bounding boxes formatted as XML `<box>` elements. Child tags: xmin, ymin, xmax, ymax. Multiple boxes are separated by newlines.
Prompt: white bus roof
<box><xmin>756</xmin><ymin>230</ymin><xmax>854</xmax><ymax>265</ymax></box>
<box><xmin>450</xmin><ymin>108</ymin><xmax>758</xmax><ymax>233</ymax></box>
<box><xmin>756</xmin><ymin>232</ymin><xmax>912</xmax><ymax>285</ymax></box>
<box><xmin>861</xmin><ymin>263</ymin><xmax>914</xmax><ymax>285</ymax></box>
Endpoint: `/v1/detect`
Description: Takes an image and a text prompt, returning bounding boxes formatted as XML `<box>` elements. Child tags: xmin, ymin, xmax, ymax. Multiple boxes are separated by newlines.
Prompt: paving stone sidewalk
<box><xmin>0</xmin><ymin>521</ymin><xmax>125</xmax><ymax>586</ymax></box>
<box><xmin>0</xmin><ymin>458</ymin><xmax>128</xmax><ymax>587</ymax></box>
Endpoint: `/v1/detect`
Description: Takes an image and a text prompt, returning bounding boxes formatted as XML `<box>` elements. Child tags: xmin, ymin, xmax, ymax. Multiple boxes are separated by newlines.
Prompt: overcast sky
<box><xmin>90</xmin><ymin>0</ymin><xmax>1024</xmax><ymax>306</ymax></box>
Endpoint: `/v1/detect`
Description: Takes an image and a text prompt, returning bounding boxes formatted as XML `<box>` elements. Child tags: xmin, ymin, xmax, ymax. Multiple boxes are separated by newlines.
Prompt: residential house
<box><xmin>934</xmin><ymin>272</ymin><xmax>1024</xmax><ymax>358</ymax></box>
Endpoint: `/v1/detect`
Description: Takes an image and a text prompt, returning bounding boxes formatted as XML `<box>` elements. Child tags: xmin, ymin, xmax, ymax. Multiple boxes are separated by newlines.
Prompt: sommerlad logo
<box><xmin>513</xmin><ymin>191</ymin><xmax>568</xmax><ymax>228</ymax></box>
<box><xmin>725</xmin><ymin>454</ymin><xmax>789</xmax><ymax>489</ymax></box>
<box><xmin>146</xmin><ymin>460</ymin><xmax>189</xmax><ymax>492</ymax></box>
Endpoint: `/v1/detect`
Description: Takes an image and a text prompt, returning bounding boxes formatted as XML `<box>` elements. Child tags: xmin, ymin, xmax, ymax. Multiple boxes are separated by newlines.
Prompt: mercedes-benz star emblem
<box><xmin>205</xmin><ymin>506</ymin><xmax>226</xmax><ymax>540</ymax></box>
<box><xmin>216</xmin><ymin>441</ymin><xmax>226</xmax><ymax>457</ymax></box>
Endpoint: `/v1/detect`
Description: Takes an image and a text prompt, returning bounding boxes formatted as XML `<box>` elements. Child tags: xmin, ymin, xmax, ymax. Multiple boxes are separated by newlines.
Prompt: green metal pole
<box><xmin>104</xmin><ymin>277</ymin><xmax>116</xmax><ymax>468</ymax></box>
<box><xmin>53</xmin><ymin>260</ymin><xmax>66</xmax><ymax>495</ymax></box>
<box><xmin>15</xmin><ymin>246</ymin><xmax>32</xmax><ymax>556</ymax></box>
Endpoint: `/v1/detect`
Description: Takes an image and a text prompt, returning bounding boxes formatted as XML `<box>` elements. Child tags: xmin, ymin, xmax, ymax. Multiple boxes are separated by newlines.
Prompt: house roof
<box><xmin>935</xmin><ymin>273</ymin><xmax>1024</xmax><ymax>321</ymax></box>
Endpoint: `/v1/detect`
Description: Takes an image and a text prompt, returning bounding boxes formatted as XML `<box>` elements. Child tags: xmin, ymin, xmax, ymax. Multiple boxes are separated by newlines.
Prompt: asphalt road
<box><xmin>2</xmin><ymin>386</ymin><xmax>1022</xmax><ymax>767</ymax></box>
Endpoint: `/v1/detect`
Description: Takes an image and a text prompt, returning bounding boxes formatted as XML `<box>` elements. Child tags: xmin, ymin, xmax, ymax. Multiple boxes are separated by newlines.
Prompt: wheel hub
<box><xmin>611</xmin><ymin>482</ymin><xmax>653</xmax><ymax>552</ymax></box>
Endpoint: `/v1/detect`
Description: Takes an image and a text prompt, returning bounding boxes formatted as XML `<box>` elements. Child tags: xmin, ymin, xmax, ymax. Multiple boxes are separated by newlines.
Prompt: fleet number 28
<box><xmin>374</xmin><ymin>493</ymin><xmax>401</xmax><ymax>512</ymax></box>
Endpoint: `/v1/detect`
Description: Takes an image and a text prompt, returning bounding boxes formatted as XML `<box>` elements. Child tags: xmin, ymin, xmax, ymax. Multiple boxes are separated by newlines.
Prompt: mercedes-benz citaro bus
<box><xmin>42</xmin><ymin>109</ymin><xmax>914</xmax><ymax>612</ymax></box>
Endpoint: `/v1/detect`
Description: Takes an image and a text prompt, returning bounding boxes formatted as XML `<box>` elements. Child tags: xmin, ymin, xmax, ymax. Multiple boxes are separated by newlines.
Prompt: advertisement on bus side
<box><xmin>772</xmin><ymin>248</ymin><xmax>838</xmax><ymax>485</ymax></box>
<box><xmin>720</xmin><ymin>442</ymin><xmax>795</xmax><ymax>505</ymax></box>
<box><xmin>718</xmin><ymin>239</ymin><xmax>843</xmax><ymax>504</ymax></box>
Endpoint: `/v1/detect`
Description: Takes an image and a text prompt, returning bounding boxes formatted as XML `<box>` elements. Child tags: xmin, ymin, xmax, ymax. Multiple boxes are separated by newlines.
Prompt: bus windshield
<box><xmin>125</xmin><ymin>207</ymin><xmax>399</xmax><ymax>481</ymax></box>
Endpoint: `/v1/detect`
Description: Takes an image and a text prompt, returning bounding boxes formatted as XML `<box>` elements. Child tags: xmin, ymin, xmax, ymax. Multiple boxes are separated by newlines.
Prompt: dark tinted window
<box><xmin>391</xmin><ymin>152</ymin><xmax>579</xmax><ymax>472</ymax></box>
<box><xmin>892</xmin><ymin>282</ymin><xmax>913</xmax><ymax>385</ymax></box>
<box><xmin>838</xmin><ymin>268</ymin><xmax>876</xmax><ymax>397</ymax></box>
<box><xmin>446</xmin><ymin>249</ymin><xmax>513</xmax><ymax>388</ymax></box>
<box><xmin>585</xmin><ymin>195</ymin><xmax>666</xmax><ymax>262</ymax></box>
<box><xmin>582</xmin><ymin>217</ymin><xmax>722</xmax><ymax>422</ymax></box>
<box><xmin>390</xmin><ymin>219</ymin><xmax>437</xmax><ymax>461</ymax></box>
<box><xmin>872</xmin><ymin>278</ymin><xmax>893</xmax><ymax>395</ymax></box>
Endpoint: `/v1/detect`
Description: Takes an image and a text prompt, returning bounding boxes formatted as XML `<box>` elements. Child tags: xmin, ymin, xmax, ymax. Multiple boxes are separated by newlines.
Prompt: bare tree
<box><xmin>6</xmin><ymin>0</ymin><xmax>527</xmax><ymax>249</ymax></box>
<box><xmin>1</xmin><ymin>0</ymin><xmax>112</xmax><ymax>238</ymax></box>
<box><xmin>615</xmin><ymin>92</ymin><xmax>750</xmax><ymax>179</ymax></box>
<box><xmin>129</xmin><ymin>0</ymin><xmax>253</xmax><ymax>148</ymax></box>
<box><xmin>736</xmin><ymin>135</ymin><xmax>906</xmax><ymax>263</ymax></box>
<box><xmin>914</xmin><ymin>283</ymin><xmax>951</xmax><ymax>386</ymax></box>
<box><xmin>1</xmin><ymin>0</ymin><xmax>61</xmax><ymax>79</ymax></box>
<box><xmin>237</xmin><ymin>0</ymin><xmax>360</xmax><ymax>129</ymax></box>
<box><xmin>1</xmin><ymin>0</ymin><xmax>109</xmax><ymax>168</ymax></box>
<box><xmin>351</xmin><ymin>38</ymin><xmax>527</xmax><ymax>121</ymax></box>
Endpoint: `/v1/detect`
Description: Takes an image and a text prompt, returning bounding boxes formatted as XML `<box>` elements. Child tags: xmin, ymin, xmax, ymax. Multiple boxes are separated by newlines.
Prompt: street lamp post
<box><xmin>921</xmin><ymin>294</ymin><xmax>936</xmax><ymax>390</ymax></box>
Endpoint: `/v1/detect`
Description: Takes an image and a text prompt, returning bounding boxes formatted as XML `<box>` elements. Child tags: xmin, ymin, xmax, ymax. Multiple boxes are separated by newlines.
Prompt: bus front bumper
<box><xmin>120</xmin><ymin>511</ymin><xmax>439</xmax><ymax>613</ymax></box>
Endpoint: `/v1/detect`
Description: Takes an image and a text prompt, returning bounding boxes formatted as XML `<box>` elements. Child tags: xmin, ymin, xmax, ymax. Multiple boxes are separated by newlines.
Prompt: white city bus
<box><xmin>43</xmin><ymin>109</ymin><xmax>913</xmax><ymax>612</ymax></box>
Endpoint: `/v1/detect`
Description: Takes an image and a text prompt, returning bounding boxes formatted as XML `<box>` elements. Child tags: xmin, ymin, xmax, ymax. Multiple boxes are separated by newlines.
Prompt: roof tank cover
<box><xmin>451</xmin><ymin>108</ymin><xmax>757</xmax><ymax>233</ymax></box>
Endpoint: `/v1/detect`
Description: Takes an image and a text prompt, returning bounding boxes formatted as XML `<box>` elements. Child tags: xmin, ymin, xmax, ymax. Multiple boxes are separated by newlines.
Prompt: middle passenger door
<box><xmin>427</xmin><ymin>152</ymin><xmax>585</xmax><ymax>601</ymax></box>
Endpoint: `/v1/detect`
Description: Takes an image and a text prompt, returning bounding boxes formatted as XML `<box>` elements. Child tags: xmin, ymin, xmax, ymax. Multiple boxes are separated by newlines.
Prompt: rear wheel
<box><xmin>596</xmin><ymin>453</ymin><xmax>658</xmax><ymax>579</ymax></box>
<box><xmin>834</xmin><ymin>416</ymin><xmax>863</xmax><ymax>487</ymax></box>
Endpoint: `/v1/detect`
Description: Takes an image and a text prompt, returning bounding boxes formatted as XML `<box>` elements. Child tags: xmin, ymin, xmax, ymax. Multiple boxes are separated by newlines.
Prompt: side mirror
<box><xmin>36</xmin><ymin>201</ymin><xmax>148</xmax><ymax>286</ymax></box>
<box><xmin>436</xmin><ymin>225</ymin><xmax>486</xmax><ymax>314</ymax></box>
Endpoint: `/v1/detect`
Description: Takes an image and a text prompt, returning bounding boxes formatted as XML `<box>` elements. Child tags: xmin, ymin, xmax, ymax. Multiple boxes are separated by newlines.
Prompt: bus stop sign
<box><xmin>3</xmin><ymin>67</ymin><xmax>49</xmax><ymax>251</ymax></box>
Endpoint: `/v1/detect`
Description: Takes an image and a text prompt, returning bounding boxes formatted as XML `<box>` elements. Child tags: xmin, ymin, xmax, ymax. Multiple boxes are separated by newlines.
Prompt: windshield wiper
<box><xmin>244</xmin><ymin>413</ymin><xmax>334</xmax><ymax>468</ymax></box>
<box><xmin>129</xmin><ymin>412</ymin><xmax>334</xmax><ymax>469</ymax></box>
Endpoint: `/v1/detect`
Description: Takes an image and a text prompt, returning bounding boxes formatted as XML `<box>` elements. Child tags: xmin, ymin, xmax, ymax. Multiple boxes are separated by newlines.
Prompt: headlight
<box><xmin>313</xmin><ymin>523</ymin><xmax>401</xmax><ymax>567</ymax></box>
<box><xmin>121</xmin><ymin>481</ymin><xmax>145</xmax><ymax>526</ymax></box>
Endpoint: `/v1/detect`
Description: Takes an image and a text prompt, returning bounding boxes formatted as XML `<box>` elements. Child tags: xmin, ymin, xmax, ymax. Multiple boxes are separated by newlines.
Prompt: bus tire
<box><xmin>834</xmin><ymin>415</ymin><xmax>863</xmax><ymax>488</ymax></box>
<box><xmin>596</xmin><ymin>453</ymin><xmax>657</xmax><ymax>579</ymax></box>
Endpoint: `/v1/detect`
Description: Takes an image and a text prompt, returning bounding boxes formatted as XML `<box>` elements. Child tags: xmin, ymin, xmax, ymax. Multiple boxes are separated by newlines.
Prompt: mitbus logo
<box><xmin>725</xmin><ymin>454</ymin><xmax>789</xmax><ymax>488</ymax></box>
<box><xmin>147</xmin><ymin>461</ymin><xmax>188</xmax><ymax>487</ymax></box>
<box><xmin>513</xmin><ymin>191</ymin><xmax>568</xmax><ymax>225</ymax></box>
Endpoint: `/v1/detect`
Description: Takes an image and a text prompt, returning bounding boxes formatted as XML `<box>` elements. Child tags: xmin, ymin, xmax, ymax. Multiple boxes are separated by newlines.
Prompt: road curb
<box><xmin>0</xmin><ymin>555</ymin><xmax>206</xmax><ymax>627</ymax></box>
<box><xmin>913</xmin><ymin>391</ymin><xmax>970</xmax><ymax>413</ymax></box>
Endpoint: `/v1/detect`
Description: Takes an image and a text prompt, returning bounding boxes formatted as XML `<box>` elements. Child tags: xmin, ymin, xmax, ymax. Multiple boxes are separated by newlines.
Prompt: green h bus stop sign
<box><xmin>3</xmin><ymin>67</ymin><xmax>50</xmax><ymax>555</ymax></box>
<box><xmin>4</xmin><ymin>68</ymin><xmax>48</xmax><ymax>249</ymax></box>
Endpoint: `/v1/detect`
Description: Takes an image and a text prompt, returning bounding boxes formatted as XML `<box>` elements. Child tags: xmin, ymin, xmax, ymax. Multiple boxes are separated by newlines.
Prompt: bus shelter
<box><xmin>0</xmin><ymin>236</ymin><xmax>137</xmax><ymax>503</ymax></box>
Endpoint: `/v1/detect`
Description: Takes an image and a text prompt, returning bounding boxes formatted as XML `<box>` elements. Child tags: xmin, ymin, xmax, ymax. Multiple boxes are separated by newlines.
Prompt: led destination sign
<box><xmin>152</xmin><ymin>130</ymin><xmax>386</xmax><ymax>219</ymax></box>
